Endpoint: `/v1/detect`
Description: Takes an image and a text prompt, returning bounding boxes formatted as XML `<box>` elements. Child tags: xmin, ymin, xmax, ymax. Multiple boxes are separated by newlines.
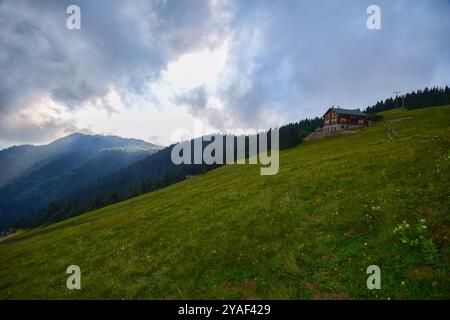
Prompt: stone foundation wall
<box><xmin>323</xmin><ymin>124</ymin><xmax>362</xmax><ymax>133</ymax></box>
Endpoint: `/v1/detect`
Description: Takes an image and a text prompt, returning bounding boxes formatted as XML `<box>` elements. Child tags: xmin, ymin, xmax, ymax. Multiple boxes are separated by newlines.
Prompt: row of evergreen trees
<box><xmin>278</xmin><ymin>117</ymin><xmax>324</xmax><ymax>149</ymax></box>
<box><xmin>365</xmin><ymin>86</ymin><xmax>450</xmax><ymax>114</ymax></box>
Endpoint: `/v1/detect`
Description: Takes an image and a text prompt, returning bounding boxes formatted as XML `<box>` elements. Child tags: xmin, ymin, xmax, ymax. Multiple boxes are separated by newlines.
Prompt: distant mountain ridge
<box><xmin>0</xmin><ymin>133</ymin><xmax>160</xmax><ymax>187</ymax></box>
<box><xmin>0</xmin><ymin>133</ymin><xmax>161</xmax><ymax>227</ymax></box>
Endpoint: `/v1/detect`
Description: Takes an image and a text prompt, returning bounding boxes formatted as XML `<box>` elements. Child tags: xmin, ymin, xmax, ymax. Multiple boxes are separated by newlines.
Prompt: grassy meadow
<box><xmin>0</xmin><ymin>106</ymin><xmax>449</xmax><ymax>299</ymax></box>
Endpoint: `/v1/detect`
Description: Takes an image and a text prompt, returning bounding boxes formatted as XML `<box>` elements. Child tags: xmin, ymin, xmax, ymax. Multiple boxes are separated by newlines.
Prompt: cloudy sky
<box><xmin>0</xmin><ymin>0</ymin><xmax>449</xmax><ymax>148</ymax></box>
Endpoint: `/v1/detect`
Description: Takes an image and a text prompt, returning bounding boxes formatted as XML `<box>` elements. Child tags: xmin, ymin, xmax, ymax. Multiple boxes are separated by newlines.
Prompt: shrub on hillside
<box><xmin>393</xmin><ymin>219</ymin><xmax>440</xmax><ymax>264</ymax></box>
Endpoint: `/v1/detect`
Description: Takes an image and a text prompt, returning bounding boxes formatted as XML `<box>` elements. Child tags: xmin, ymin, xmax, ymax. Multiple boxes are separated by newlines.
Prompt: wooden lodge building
<box><xmin>323</xmin><ymin>107</ymin><xmax>368</xmax><ymax>133</ymax></box>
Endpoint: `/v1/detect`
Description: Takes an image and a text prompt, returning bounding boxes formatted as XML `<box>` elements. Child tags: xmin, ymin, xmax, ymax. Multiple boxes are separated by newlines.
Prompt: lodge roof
<box><xmin>324</xmin><ymin>107</ymin><xmax>367</xmax><ymax>117</ymax></box>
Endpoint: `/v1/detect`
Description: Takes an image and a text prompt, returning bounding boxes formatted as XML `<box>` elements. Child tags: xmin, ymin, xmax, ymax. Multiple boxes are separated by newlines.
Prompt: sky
<box><xmin>0</xmin><ymin>0</ymin><xmax>449</xmax><ymax>149</ymax></box>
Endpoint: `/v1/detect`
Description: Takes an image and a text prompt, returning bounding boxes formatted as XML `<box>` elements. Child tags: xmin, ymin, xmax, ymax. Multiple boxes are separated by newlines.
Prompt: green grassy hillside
<box><xmin>0</xmin><ymin>106</ymin><xmax>449</xmax><ymax>300</ymax></box>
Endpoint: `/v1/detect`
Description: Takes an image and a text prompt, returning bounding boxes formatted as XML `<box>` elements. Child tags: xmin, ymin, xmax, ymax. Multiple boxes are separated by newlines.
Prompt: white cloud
<box><xmin>163</xmin><ymin>43</ymin><xmax>229</xmax><ymax>90</ymax></box>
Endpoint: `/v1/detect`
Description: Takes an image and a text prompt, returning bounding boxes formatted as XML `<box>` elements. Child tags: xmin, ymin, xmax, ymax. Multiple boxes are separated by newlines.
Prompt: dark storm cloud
<box><xmin>217</xmin><ymin>0</ymin><xmax>450</xmax><ymax>127</ymax></box>
<box><xmin>174</xmin><ymin>86</ymin><xmax>208</xmax><ymax>116</ymax></box>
